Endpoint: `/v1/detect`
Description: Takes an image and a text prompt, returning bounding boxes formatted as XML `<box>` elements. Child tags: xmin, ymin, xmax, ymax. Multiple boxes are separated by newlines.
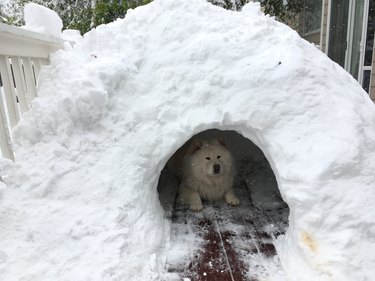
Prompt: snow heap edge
<box><xmin>0</xmin><ymin>0</ymin><xmax>375</xmax><ymax>280</ymax></box>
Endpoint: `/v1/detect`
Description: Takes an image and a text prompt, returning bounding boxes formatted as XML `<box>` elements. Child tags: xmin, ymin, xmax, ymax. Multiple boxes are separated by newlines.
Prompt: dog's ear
<box><xmin>217</xmin><ymin>137</ymin><xmax>226</xmax><ymax>147</ymax></box>
<box><xmin>191</xmin><ymin>139</ymin><xmax>203</xmax><ymax>153</ymax></box>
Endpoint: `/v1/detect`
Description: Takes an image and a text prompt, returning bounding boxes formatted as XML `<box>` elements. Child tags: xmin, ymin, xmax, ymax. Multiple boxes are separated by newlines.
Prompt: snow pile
<box><xmin>62</xmin><ymin>29</ymin><xmax>83</xmax><ymax>44</ymax></box>
<box><xmin>1</xmin><ymin>0</ymin><xmax>375</xmax><ymax>280</ymax></box>
<box><xmin>23</xmin><ymin>3</ymin><xmax>63</xmax><ymax>38</ymax></box>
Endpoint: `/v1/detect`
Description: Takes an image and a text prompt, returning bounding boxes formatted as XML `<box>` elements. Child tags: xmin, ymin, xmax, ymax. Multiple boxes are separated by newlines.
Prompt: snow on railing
<box><xmin>0</xmin><ymin>22</ymin><xmax>64</xmax><ymax>160</ymax></box>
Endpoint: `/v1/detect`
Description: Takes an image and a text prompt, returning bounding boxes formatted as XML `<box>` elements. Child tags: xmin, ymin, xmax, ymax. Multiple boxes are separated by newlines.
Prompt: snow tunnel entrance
<box><xmin>157</xmin><ymin>129</ymin><xmax>290</xmax><ymax>280</ymax></box>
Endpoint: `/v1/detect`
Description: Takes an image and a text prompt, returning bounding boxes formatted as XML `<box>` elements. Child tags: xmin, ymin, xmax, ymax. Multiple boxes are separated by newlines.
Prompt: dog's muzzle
<box><xmin>213</xmin><ymin>164</ymin><xmax>221</xmax><ymax>174</ymax></box>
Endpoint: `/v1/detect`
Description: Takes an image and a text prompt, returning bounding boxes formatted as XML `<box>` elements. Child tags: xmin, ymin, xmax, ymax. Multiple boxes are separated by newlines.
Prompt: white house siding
<box><xmin>321</xmin><ymin>0</ymin><xmax>329</xmax><ymax>53</ymax></box>
<box><xmin>370</xmin><ymin>42</ymin><xmax>375</xmax><ymax>101</ymax></box>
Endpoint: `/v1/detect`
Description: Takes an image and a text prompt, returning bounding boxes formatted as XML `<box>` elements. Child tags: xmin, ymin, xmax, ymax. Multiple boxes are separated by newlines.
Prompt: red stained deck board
<box><xmin>166</xmin><ymin>182</ymin><xmax>288</xmax><ymax>281</ymax></box>
<box><xmin>161</xmin><ymin>156</ymin><xmax>289</xmax><ymax>280</ymax></box>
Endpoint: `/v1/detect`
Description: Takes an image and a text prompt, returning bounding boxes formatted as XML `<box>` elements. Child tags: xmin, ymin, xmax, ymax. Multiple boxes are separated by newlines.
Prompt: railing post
<box><xmin>0</xmin><ymin>55</ymin><xmax>20</xmax><ymax>128</ymax></box>
<box><xmin>0</xmin><ymin>91</ymin><xmax>14</xmax><ymax>161</ymax></box>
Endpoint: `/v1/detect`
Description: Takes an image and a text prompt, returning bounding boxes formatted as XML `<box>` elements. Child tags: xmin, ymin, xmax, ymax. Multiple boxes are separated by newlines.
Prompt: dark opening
<box><xmin>158</xmin><ymin>129</ymin><xmax>290</xmax><ymax>281</ymax></box>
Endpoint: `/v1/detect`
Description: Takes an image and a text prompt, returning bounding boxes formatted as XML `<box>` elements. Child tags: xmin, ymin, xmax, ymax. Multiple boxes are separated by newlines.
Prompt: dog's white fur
<box><xmin>174</xmin><ymin>138</ymin><xmax>240</xmax><ymax>211</ymax></box>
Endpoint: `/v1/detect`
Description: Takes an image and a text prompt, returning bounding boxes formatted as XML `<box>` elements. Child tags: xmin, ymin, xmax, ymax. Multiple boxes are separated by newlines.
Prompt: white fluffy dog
<box><xmin>172</xmin><ymin>138</ymin><xmax>240</xmax><ymax>212</ymax></box>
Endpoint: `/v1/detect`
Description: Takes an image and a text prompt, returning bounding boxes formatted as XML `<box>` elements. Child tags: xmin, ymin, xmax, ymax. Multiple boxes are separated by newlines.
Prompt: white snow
<box><xmin>62</xmin><ymin>29</ymin><xmax>83</xmax><ymax>44</ymax></box>
<box><xmin>1</xmin><ymin>0</ymin><xmax>375</xmax><ymax>280</ymax></box>
<box><xmin>22</xmin><ymin>3</ymin><xmax>63</xmax><ymax>38</ymax></box>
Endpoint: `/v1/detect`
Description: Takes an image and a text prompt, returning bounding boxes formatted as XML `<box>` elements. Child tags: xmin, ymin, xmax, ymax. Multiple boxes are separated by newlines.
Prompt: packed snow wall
<box><xmin>0</xmin><ymin>0</ymin><xmax>375</xmax><ymax>280</ymax></box>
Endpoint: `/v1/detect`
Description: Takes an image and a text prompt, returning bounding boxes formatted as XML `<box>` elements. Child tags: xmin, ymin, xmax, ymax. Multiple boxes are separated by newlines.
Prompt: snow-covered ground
<box><xmin>1</xmin><ymin>0</ymin><xmax>375</xmax><ymax>280</ymax></box>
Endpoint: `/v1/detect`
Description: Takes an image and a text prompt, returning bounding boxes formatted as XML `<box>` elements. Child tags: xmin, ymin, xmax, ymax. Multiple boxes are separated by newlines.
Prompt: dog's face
<box><xmin>189</xmin><ymin>138</ymin><xmax>233</xmax><ymax>177</ymax></box>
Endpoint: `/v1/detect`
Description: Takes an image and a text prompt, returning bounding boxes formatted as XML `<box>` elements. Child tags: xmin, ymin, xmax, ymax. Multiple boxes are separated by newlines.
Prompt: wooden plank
<box><xmin>22</xmin><ymin>57</ymin><xmax>38</xmax><ymax>99</ymax></box>
<box><xmin>10</xmin><ymin>56</ymin><xmax>28</xmax><ymax>113</ymax></box>
<box><xmin>161</xmin><ymin>154</ymin><xmax>290</xmax><ymax>281</ymax></box>
<box><xmin>188</xmin><ymin>217</ymin><xmax>238</xmax><ymax>281</ymax></box>
<box><xmin>166</xmin><ymin>185</ymin><xmax>287</xmax><ymax>280</ymax></box>
<box><xmin>0</xmin><ymin>55</ymin><xmax>20</xmax><ymax>128</ymax></box>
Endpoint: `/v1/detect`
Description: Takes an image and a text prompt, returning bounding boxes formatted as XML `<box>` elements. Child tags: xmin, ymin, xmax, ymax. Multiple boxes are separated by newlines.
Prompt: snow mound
<box><xmin>23</xmin><ymin>3</ymin><xmax>63</xmax><ymax>38</ymax></box>
<box><xmin>62</xmin><ymin>29</ymin><xmax>83</xmax><ymax>44</ymax></box>
<box><xmin>1</xmin><ymin>0</ymin><xmax>375</xmax><ymax>280</ymax></box>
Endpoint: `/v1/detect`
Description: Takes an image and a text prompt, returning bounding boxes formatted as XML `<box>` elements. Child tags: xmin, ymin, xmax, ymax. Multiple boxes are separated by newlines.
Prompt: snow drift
<box><xmin>1</xmin><ymin>0</ymin><xmax>375</xmax><ymax>280</ymax></box>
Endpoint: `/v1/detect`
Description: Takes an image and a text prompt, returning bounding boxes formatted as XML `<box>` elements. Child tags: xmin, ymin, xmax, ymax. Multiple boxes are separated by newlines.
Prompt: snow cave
<box><xmin>158</xmin><ymin>129</ymin><xmax>289</xmax><ymax>216</ymax></box>
<box><xmin>1</xmin><ymin>0</ymin><xmax>375</xmax><ymax>281</ymax></box>
<box><xmin>157</xmin><ymin>128</ymin><xmax>290</xmax><ymax>279</ymax></box>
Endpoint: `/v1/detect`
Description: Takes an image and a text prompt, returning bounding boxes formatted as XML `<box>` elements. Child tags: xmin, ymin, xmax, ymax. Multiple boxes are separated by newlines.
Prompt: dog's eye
<box><xmin>205</xmin><ymin>157</ymin><xmax>211</xmax><ymax>160</ymax></box>
<box><xmin>217</xmin><ymin>155</ymin><xmax>221</xmax><ymax>159</ymax></box>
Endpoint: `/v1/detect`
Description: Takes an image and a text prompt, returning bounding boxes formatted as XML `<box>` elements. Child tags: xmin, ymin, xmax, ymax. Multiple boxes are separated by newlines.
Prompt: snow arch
<box><xmin>157</xmin><ymin>127</ymin><xmax>287</xmax><ymax>210</ymax></box>
<box><xmin>157</xmin><ymin>128</ymin><xmax>290</xmax><ymax>278</ymax></box>
<box><xmin>1</xmin><ymin>0</ymin><xmax>375</xmax><ymax>280</ymax></box>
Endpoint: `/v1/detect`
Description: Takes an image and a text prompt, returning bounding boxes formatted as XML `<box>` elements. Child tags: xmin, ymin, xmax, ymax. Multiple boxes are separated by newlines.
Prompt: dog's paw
<box><xmin>225</xmin><ymin>194</ymin><xmax>240</xmax><ymax>206</ymax></box>
<box><xmin>190</xmin><ymin>202</ymin><xmax>203</xmax><ymax>212</ymax></box>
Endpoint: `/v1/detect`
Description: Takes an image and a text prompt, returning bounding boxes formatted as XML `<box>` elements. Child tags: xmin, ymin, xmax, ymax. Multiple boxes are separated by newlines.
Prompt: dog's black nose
<box><xmin>213</xmin><ymin>164</ymin><xmax>221</xmax><ymax>174</ymax></box>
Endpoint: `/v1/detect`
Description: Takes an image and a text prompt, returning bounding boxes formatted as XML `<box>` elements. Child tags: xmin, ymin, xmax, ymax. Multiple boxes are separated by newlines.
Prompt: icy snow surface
<box><xmin>23</xmin><ymin>3</ymin><xmax>63</xmax><ymax>38</ymax></box>
<box><xmin>1</xmin><ymin>0</ymin><xmax>375</xmax><ymax>280</ymax></box>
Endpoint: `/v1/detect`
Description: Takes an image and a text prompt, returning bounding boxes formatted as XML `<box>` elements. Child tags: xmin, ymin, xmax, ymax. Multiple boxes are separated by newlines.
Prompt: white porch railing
<box><xmin>0</xmin><ymin>23</ymin><xmax>64</xmax><ymax>160</ymax></box>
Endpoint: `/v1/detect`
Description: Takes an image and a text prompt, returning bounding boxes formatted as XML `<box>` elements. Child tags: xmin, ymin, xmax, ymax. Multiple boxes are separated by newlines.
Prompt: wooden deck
<box><xmin>159</xmin><ymin>157</ymin><xmax>289</xmax><ymax>281</ymax></box>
